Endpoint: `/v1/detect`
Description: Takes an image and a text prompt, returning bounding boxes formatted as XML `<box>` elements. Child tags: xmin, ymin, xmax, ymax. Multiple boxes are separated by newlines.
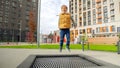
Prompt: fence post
<box><xmin>82</xmin><ymin>41</ymin><xmax>84</xmax><ymax>51</ymax></box>
<box><xmin>87</xmin><ymin>42</ymin><xmax>90</xmax><ymax>50</ymax></box>
<box><xmin>118</xmin><ymin>41</ymin><xmax>120</xmax><ymax>54</ymax></box>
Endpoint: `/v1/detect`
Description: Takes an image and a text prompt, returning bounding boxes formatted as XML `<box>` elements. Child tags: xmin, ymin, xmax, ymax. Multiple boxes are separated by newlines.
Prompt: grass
<box><xmin>0</xmin><ymin>44</ymin><xmax>118</xmax><ymax>52</ymax></box>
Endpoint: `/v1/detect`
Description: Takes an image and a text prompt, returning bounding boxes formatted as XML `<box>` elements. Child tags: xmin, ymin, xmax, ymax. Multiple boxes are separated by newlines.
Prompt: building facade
<box><xmin>0</xmin><ymin>0</ymin><xmax>38</xmax><ymax>42</ymax></box>
<box><xmin>69</xmin><ymin>0</ymin><xmax>120</xmax><ymax>44</ymax></box>
<box><xmin>19</xmin><ymin>0</ymin><xmax>38</xmax><ymax>42</ymax></box>
<box><xmin>0</xmin><ymin>0</ymin><xmax>20</xmax><ymax>42</ymax></box>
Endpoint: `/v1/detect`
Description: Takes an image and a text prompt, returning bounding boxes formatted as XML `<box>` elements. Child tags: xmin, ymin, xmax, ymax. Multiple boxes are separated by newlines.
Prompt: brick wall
<box><xmin>88</xmin><ymin>37</ymin><xmax>119</xmax><ymax>44</ymax></box>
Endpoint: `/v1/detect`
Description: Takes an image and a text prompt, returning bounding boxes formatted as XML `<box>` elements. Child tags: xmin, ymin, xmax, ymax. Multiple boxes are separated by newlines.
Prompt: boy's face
<box><xmin>61</xmin><ymin>6</ymin><xmax>67</xmax><ymax>13</ymax></box>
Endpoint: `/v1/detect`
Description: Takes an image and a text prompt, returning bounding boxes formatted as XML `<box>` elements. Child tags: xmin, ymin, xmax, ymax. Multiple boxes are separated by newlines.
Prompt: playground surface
<box><xmin>0</xmin><ymin>48</ymin><xmax>120</xmax><ymax>68</ymax></box>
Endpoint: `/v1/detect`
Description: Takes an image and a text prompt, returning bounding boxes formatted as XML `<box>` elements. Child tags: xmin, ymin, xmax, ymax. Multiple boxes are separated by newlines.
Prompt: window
<box><xmin>0</xmin><ymin>17</ymin><xmax>2</xmax><ymax>22</ymax></box>
<box><xmin>5</xmin><ymin>23</ymin><xmax>8</xmax><ymax>27</ymax></box>
<box><xmin>83</xmin><ymin>21</ymin><xmax>86</xmax><ymax>26</ymax></box>
<box><xmin>110</xmin><ymin>3</ymin><xmax>114</xmax><ymax>10</ymax></box>
<box><xmin>5</xmin><ymin>14</ymin><xmax>8</xmax><ymax>18</ymax></box>
<box><xmin>98</xmin><ymin>13</ymin><xmax>101</xmax><ymax>17</ymax></box>
<box><xmin>104</xmin><ymin>18</ymin><xmax>108</xmax><ymax>23</ymax></box>
<box><xmin>83</xmin><ymin>13</ymin><xmax>86</xmax><ymax>26</ymax></box>
<box><xmin>4</xmin><ymin>20</ymin><xmax>8</xmax><ymax>24</ymax></box>
<box><xmin>0</xmin><ymin>11</ymin><xmax>3</xmax><ymax>16</ymax></box>
<box><xmin>12</xmin><ymin>23</ymin><xmax>15</xmax><ymax>27</ymax></box>
<box><xmin>103</xmin><ymin>6</ymin><xmax>107</xmax><ymax>12</ymax></box>
<box><xmin>106</xmin><ymin>27</ymin><xmax>109</xmax><ymax>32</ymax></box>
<box><xmin>104</xmin><ymin>12</ymin><xmax>108</xmax><ymax>17</ymax></box>
<box><xmin>93</xmin><ymin>19</ymin><xmax>96</xmax><ymax>25</ymax></box>
<box><xmin>88</xmin><ymin>11</ymin><xmax>91</xmax><ymax>25</ymax></box>
<box><xmin>111</xmin><ymin>15</ymin><xmax>115</xmax><ymax>21</ymax></box>
<box><xmin>92</xmin><ymin>0</ymin><xmax>95</xmax><ymax>8</ymax></box>
<box><xmin>97</xmin><ymin>2</ymin><xmax>101</xmax><ymax>6</ymax></box>
<box><xmin>12</xmin><ymin>2</ymin><xmax>16</xmax><ymax>7</ymax></box>
<box><xmin>110</xmin><ymin>10</ymin><xmax>114</xmax><ymax>15</ymax></box>
<box><xmin>83</xmin><ymin>0</ymin><xmax>86</xmax><ymax>4</ymax></box>
<box><xmin>87</xmin><ymin>0</ymin><xmax>91</xmax><ymax>9</ymax></box>
<box><xmin>32</xmin><ymin>0</ymin><xmax>36</xmax><ymax>2</ymax></box>
<box><xmin>83</xmin><ymin>5</ymin><xmax>86</xmax><ymax>11</ymax></box>
<box><xmin>119</xmin><ymin>2</ymin><xmax>120</xmax><ymax>13</ymax></box>
<box><xmin>93</xmin><ymin>9</ymin><xmax>96</xmax><ymax>25</ymax></box>
<box><xmin>110</xmin><ymin>0</ymin><xmax>114</xmax><ymax>2</ymax></box>
<box><xmin>75</xmin><ymin>15</ymin><xmax>77</xmax><ymax>23</ymax></box>
<box><xmin>26</xmin><ymin>16</ymin><xmax>29</xmax><ymax>20</ymax></box>
<box><xmin>5</xmin><ymin>6</ymin><xmax>9</xmax><ymax>10</ymax></box>
<box><xmin>98</xmin><ymin>8</ymin><xmax>101</xmax><ymax>12</ymax></box>
<box><xmin>98</xmin><ymin>19</ymin><xmax>102</xmax><ymax>22</ymax></box>
<box><xmin>0</xmin><ymin>29</ymin><xmax>2</xmax><ymax>34</ymax></box>
<box><xmin>96</xmin><ymin>27</ymin><xmax>100</xmax><ymax>33</ymax></box>
<box><xmin>1</xmin><ymin>0</ymin><xmax>4</xmax><ymax>3</ymax></box>
<box><xmin>104</xmin><ymin>12</ymin><xmax>108</xmax><ymax>23</ymax></box>
<box><xmin>0</xmin><ymin>5</ymin><xmax>3</xmax><ymax>9</ymax></box>
<box><xmin>79</xmin><ymin>30</ymin><xmax>83</xmax><ymax>34</ymax></box>
<box><xmin>26</xmin><ymin>11</ymin><xmax>29</xmax><ymax>15</ymax></box>
<box><xmin>75</xmin><ymin>1</ymin><xmax>77</xmax><ymax>13</ymax></box>
<box><xmin>83</xmin><ymin>0</ymin><xmax>86</xmax><ymax>11</ymax></box>
<box><xmin>5</xmin><ymin>0</ymin><xmax>9</xmax><ymax>5</ymax></box>
<box><xmin>0</xmin><ymin>5</ymin><xmax>4</xmax><ymax>11</ymax></box>
<box><xmin>33</xmin><ymin>3</ymin><xmax>36</xmax><ymax>8</ymax></box>
<box><xmin>112</xmin><ymin>25</ymin><xmax>115</xmax><ymax>32</ymax></box>
<box><xmin>103</xmin><ymin>6</ymin><xmax>108</xmax><ymax>23</ymax></box>
<box><xmin>5</xmin><ymin>12</ymin><xmax>9</xmax><ymax>16</ymax></box>
<box><xmin>103</xmin><ymin>0</ymin><xmax>107</xmax><ymax>5</ymax></box>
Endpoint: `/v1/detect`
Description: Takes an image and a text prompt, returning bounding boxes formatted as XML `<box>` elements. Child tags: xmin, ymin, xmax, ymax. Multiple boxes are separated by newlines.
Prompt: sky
<box><xmin>40</xmin><ymin>0</ymin><xmax>69</xmax><ymax>34</ymax></box>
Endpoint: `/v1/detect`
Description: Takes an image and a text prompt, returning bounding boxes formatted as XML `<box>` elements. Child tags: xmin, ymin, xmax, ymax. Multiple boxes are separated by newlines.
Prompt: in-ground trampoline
<box><xmin>17</xmin><ymin>54</ymin><xmax>120</xmax><ymax>68</ymax></box>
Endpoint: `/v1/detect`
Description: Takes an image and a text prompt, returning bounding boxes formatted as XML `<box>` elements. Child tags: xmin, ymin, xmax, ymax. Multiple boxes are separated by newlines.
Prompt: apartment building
<box><xmin>0</xmin><ymin>0</ymin><xmax>20</xmax><ymax>42</ymax></box>
<box><xmin>69</xmin><ymin>0</ymin><xmax>120</xmax><ymax>44</ymax></box>
<box><xmin>0</xmin><ymin>0</ymin><xmax>38</xmax><ymax>42</ymax></box>
<box><xmin>19</xmin><ymin>0</ymin><xmax>38</xmax><ymax>42</ymax></box>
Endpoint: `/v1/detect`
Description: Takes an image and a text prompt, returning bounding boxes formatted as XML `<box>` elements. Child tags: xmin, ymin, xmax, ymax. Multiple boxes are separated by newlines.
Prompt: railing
<box><xmin>96</xmin><ymin>0</ymin><xmax>101</xmax><ymax>3</ymax></box>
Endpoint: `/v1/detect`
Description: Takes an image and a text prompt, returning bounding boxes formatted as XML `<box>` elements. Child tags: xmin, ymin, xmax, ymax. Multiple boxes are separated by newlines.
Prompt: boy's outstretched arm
<box><xmin>58</xmin><ymin>17</ymin><xmax>60</xmax><ymax>28</ymax></box>
<box><xmin>71</xmin><ymin>17</ymin><xmax>77</xmax><ymax>28</ymax></box>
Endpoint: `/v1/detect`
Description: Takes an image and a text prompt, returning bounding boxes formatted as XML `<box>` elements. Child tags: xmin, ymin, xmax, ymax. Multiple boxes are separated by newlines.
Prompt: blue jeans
<box><xmin>60</xmin><ymin>29</ymin><xmax>70</xmax><ymax>48</ymax></box>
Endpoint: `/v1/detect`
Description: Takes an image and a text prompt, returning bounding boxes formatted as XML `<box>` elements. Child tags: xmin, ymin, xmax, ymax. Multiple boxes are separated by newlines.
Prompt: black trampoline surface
<box><xmin>17</xmin><ymin>54</ymin><xmax>120</xmax><ymax>68</ymax></box>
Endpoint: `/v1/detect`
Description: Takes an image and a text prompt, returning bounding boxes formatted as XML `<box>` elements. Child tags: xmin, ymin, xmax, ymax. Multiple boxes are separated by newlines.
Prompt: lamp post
<box><xmin>37</xmin><ymin>0</ymin><xmax>41</xmax><ymax>47</ymax></box>
<box><xmin>12</xmin><ymin>27</ymin><xmax>14</xmax><ymax>42</ymax></box>
<box><xmin>19</xmin><ymin>22</ymin><xmax>22</xmax><ymax>42</ymax></box>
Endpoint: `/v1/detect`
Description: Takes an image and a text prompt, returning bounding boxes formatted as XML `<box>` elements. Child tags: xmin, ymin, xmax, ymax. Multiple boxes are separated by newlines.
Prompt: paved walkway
<box><xmin>0</xmin><ymin>48</ymin><xmax>120</xmax><ymax>68</ymax></box>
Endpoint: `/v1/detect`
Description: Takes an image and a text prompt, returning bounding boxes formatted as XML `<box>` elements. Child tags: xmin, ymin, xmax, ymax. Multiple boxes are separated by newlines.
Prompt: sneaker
<box><xmin>60</xmin><ymin>48</ymin><xmax>62</xmax><ymax>52</ymax></box>
<box><xmin>59</xmin><ymin>46</ymin><xmax>62</xmax><ymax>52</ymax></box>
<box><xmin>66</xmin><ymin>47</ymin><xmax>70</xmax><ymax>52</ymax></box>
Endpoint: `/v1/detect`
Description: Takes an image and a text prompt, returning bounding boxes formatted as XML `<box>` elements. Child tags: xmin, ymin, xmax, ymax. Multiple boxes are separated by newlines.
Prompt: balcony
<box><xmin>110</xmin><ymin>26</ymin><xmax>113</xmax><ymax>32</ymax></box>
<box><xmin>79</xmin><ymin>12</ymin><xmax>82</xmax><ymax>14</ymax></box>
<box><xmin>79</xmin><ymin>8</ymin><xmax>81</xmax><ymax>10</ymax></box>
<box><xmin>100</xmin><ymin>27</ymin><xmax>103</xmax><ymax>32</ymax></box>
<box><xmin>96</xmin><ymin>0</ymin><xmax>101</xmax><ymax>3</ymax></box>
<box><xmin>110</xmin><ymin>0</ymin><xmax>114</xmax><ymax>4</ymax></box>
<box><xmin>75</xmin><ymin>30</ymin><xmax>78</xmax><ymax>35</ymax></box>
<box><xmin>79</xmin><ymin>22</ymin><xmax>82</xmax><ymax>27</ymax></box>
<box><xmin>96</xmin><ymin>5</ymin><xmax>101</xmax><ymax>8</ymax></box>
<box><xmin>97</xmin><ymin>16</ymin><xmax>102</xmax><ymax>19</ymax></box>
<box><xmin>97</xmin><ymin>22</ymin><xmax>102</xmax><ymax>24</ymax></box>
<box><xmin>87</xmin><ymin>28</ymin><xmax>92</xmax><ymax>34</ymax></box>
<box><xmin>79</xmin><ymin>2</ymin><xmax>81</xmax><ymax>5</ymax></box>
<box><xmin>97</xmin><ymin>11</ymin><xmax>102</xmax><ymax>14</ymax></box>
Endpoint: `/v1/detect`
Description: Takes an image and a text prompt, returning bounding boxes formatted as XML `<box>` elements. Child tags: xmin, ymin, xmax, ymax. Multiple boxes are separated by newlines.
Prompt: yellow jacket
<box><xmin>58</xmin><ymin>13</ymin><xmax>71</xmax><ymax>29</ymax></box>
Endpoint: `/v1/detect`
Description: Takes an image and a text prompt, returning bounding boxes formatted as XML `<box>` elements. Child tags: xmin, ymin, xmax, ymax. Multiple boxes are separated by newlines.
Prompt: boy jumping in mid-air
<box><xmin>58</xmin><ymin>5</ymin><xmax>76</xmax><ymax>52</ymax></box>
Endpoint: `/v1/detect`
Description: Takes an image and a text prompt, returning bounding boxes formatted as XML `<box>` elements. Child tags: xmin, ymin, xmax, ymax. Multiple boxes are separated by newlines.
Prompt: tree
<box><xmin>48</xmin><ymin>32</ymin><xmax>53</xmax><ymax>43</ymax></box>
<box><xmin>28</xmin><ymin>11</ymin><xmax>36</xmax><ymax>43</ymax></box>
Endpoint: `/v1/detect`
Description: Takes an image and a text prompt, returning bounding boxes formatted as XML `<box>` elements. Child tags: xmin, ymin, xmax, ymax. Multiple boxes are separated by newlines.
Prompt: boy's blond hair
<box><xmin>61</xmin><ymin>5</ymin><xmax>68</xmax><ymax>9</ymax></box>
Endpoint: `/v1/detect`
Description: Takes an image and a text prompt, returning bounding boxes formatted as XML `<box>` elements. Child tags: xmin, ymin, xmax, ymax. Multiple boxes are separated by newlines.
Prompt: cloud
<box><xmin>40</xmin><ymin>0</ymin><xmax>69</xmax><ymax>34</ymax></box>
